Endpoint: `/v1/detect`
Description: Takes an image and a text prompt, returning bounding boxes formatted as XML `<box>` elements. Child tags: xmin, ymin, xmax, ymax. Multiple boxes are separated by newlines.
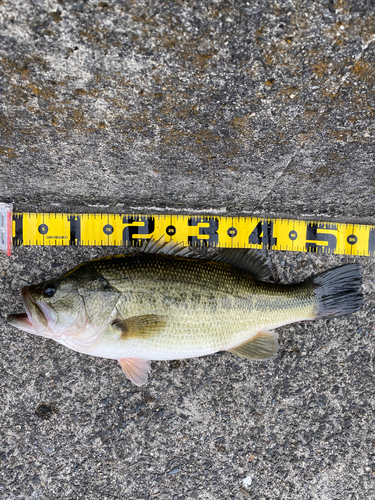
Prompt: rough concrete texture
<box><xmin>0</xmin><ymin>0</ymin><xmax>375</xmax><ymax>499</ymax></box>
<box><xmin>0</xmin><ymin>0</ymin><xmax>374</xmax><ymax>218</ymax></box>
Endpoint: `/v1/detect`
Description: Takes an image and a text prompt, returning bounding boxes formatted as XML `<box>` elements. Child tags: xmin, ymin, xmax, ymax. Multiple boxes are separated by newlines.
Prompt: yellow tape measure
<box><xmin>7</xmin><ymin>211</ymin><xmax>375</xmax><ymax>257</ymax></box>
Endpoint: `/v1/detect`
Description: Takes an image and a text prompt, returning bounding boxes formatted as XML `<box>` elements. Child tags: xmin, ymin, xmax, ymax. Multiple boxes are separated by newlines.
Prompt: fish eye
<box><xmin>43</xmin><ymin>283</ymin><xmax>56</xmax><ymax>298</ymax></box>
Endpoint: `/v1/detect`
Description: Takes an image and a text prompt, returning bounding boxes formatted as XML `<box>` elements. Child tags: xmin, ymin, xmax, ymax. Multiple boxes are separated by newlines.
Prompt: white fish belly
<box><xmin>89</xmin><ymin>327</ymin><xmax>232</xmax><ymax>361</ymax></box>
<box><xmin>89</xmin><ymin>340</ymin><xmax>219</xmax><ymax>361</ymax></box>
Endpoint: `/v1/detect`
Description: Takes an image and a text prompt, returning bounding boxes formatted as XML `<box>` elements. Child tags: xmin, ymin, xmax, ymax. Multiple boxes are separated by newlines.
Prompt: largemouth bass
<box><xmin>7</xmin><ymin>238</ymin><xmax>363</xmax><ymax>386</ymax></box>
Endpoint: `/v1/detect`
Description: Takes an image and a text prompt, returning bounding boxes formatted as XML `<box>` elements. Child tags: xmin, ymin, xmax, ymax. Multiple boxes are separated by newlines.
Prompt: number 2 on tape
<box><xmin>0</xmin><ymin>204</ymin><xmax>373</xmax><ymax>257</ymax></box>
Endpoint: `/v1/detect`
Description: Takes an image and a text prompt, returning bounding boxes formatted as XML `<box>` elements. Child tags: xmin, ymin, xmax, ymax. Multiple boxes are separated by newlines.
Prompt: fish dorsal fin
<box><xmin>141</xmin><ymin>236</ymin><xmax>204</xmax><ymax>259</ymax></box>
<box><xmin>211</xmin><ymin>249</ymin><xmax>273</xmax><ymax>281</ymax></box>
<box><xmin>118</xmin><ymin>358</ymin><xmax>151</xmax><ymax>386</ymax></box>
<box><xmin>112</xmin><ymin>314</ymin><xmax>166</xmax><ymax>339</ymax></box>
<box><xmin>228</xmin><ymin>330</ymin><xmax>278</xmax><ymax>359</ymax></box>
<box><xmin>141</xmin><ymin>238</ymin><xmax>273</xmax><ymax>278</ymax></box>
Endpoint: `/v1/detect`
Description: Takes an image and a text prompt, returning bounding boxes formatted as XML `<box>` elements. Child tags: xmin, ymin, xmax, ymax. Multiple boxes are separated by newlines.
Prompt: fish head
<box><xmin>7</xmin><ymin>277</ymin><xmax>87</xmax><ymax>339</ymax></box>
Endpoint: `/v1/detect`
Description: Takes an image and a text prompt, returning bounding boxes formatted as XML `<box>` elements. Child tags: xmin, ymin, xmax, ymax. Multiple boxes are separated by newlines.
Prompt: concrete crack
<box><xmin>254</xmin><ymin>149</ymin><xmax>299</xmax><ymax>211</ymax></box>
<box><xmin>333</xmin><ymin>34</ymin><xmax>375</xmax><ymax>95</ymax></box>
<box><xmin>255</xmin><ymin>34</ymin><xmax>375</xmax><ymax>212</ymax></box>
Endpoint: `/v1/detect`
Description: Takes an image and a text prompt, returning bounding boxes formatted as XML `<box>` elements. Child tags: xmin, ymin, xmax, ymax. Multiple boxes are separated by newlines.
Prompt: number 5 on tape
<box><xmin>1</xmin><ymin>203</ymin><xmax>375</xmax><ymax>258</ymax></box>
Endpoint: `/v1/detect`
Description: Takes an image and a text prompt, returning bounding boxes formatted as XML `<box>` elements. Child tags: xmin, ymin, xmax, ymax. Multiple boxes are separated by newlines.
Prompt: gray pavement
<box><xmin>0</xmin><ymin>0</ymin><xmax>375</xmax><ymax>499</ymax></box>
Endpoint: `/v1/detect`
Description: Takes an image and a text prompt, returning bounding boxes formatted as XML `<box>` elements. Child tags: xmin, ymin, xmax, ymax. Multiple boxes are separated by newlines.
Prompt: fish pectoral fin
<box><xmin>118</xmin><ymin>358</ymin><xmax>151</xmax><ymax>386</ymax></box>
<box><xmin>112</xmin><ymin>314</ymin><xmax>167</xmax><ymax>339</ymax></box>
<box><xmin>228</xmin><ymin>330</ymin><xmax>278</xmax><ymax>359</ymax></box>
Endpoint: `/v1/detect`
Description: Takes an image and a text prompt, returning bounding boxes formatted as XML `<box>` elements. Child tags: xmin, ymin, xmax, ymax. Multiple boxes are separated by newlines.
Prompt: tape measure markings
<box><xmin>8</xmin><ymin>211</ymin><xmax>375</xmax><ymax>257</ymax></box>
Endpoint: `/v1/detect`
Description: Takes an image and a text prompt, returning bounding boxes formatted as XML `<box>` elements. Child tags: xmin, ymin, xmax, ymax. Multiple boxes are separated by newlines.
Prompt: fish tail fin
<box><xmin>311</xmin><ymin>263</ymin><xmax>364</xmax><ymax>319</ymax></box>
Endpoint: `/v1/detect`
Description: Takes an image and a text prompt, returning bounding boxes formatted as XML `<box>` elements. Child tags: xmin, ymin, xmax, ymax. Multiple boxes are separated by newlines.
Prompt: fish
<box><xmin>7</xmin><ymin>238</ymin><xmax>364</xmax><ymax>386</ymax></box>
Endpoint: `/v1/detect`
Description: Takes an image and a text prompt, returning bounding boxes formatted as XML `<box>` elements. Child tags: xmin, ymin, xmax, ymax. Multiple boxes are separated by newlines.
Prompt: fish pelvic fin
<box><xmin>311</xmin><ymin>263</ymin><xmax>364</xmax><ymax>319</ymax></box>
<box><xmin>228</xmin><ymin>330</ymin><xmax>278</xmax><ymax>359</ymax></box>
<box><xmin>118</xmin><ymin>358</ymin><xmax>151</xmax><ymax>386</ymax></box>
<box><xmin>112</xmin><ymin>314</ymin><xmax>167</xmax><ymax>339</ymax></box>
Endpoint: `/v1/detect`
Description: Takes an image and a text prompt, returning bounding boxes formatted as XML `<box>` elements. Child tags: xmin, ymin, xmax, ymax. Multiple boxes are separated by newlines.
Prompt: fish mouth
<box><xmin>7</xmin><ymin>312</ymin><xmax>36</xmax><ymax>334</ymax></box>
<box><xmin>7</xmin><ymin>287</ymin><xmax>56</xmax><ymax>337</ymax></box>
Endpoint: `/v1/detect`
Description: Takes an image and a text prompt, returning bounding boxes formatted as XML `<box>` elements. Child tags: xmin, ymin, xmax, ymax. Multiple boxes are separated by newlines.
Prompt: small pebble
<box><xmin>243</xmin><ymin>476</ymin><xmax>252</xmax><ymax>488</ymax></box>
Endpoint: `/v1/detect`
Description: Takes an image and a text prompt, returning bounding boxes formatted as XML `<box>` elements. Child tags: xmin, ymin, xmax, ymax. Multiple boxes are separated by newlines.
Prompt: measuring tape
<box><xmin>0</xmin><ymin>204</ymin><xmax>374</xmax><ymax>257</ymax></box>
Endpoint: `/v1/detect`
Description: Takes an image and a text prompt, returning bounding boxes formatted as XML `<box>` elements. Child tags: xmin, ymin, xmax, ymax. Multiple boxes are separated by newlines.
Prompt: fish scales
<box><xmin>7</xmin><ymin>239</ymin><xmax>364</xmax><ymax>386</ymax></box>
<box><xmin>81</xmin><ymin>253</ymin><xmax>316</xmax><ymax>360</ymax></box>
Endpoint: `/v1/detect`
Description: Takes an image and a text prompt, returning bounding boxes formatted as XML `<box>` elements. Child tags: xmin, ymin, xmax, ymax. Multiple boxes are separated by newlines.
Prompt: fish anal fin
<box><xmin>112</xmin><ymin>314</ymin><xmax>166</xmax><ymax>339</ymax></box>
<box><xmin>118</xmin><ymin>358</ymin><xmax>151</xmax><ymax>386</ymax></box>
<box><xmin>228</xmin><ymin>330</ymin><xmax>278</xmax><ymax>359</ymax></box>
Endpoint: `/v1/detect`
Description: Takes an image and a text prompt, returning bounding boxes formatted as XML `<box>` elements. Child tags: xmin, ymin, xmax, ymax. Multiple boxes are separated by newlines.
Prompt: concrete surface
<box><xmin>0</xmin><ymin>0</ymin><xmax>375</xmax><ymax>499</ymax></box>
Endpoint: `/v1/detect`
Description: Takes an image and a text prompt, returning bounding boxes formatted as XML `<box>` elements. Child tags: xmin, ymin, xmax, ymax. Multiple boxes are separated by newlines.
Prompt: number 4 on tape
<box><xmin>1</xmin><ymin>203</ymin><xmax>375</xmax><ymax>257</ymax></box>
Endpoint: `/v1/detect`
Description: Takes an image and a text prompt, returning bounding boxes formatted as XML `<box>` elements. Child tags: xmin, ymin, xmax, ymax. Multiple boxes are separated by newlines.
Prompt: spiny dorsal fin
<box><xmin>141</xmin><ymin>236</ymin><xmax>204</xmax><ymax>259</ymax></box>
<box><xmin>228</xmin><ymin>330</ymin><xmax>278</xmax><ymax>359</ymax></box>
<box><xmin>118</xmin><ymin>358</ymin><xmax>151</xmax><ymax>386</ymax></box>
<box><xmin>211</xmin><ymin>249</ymin><xmax>273</xmax><ymax>281</ymax></box>
<box><xmin>141</xmin><ymin>237</ymin><xmax>273</xmax><ymax>280</ymax></box>
<box><xmin>112</xmin><ymin>314</ymin><xmax>167</xmax><ymax>339</ymax></box>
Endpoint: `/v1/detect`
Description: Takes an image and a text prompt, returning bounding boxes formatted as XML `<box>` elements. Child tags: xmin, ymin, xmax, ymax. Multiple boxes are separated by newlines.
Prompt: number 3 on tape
<box><xmin>1</xmin><ymin>204</ymin><xmax>375</xmax><ymax>258</ymax></box>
